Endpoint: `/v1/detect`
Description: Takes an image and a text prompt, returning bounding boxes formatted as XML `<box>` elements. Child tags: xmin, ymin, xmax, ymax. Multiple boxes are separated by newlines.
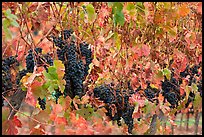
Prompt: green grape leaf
<box><xmin>112</xmin><ymin>2</ymin><xmax>123</xmax><ymax>13</ymax></box>
<box><xmin>2</xmin><ymin>107</ymin><xmax>10</xmax><ymax>123</ymax></box>
<box><xmin>57</xmin><ymin>80</ymin><xmax>65</xmax><ymax>93</ymax></box>
<box><xmin>3</xmin><ymin>27</ymin><xmax>12</xmax><ymax>40</ymax></box>
<box><xmin>54</xmin><ymin>60</ymin><xmax>65</xmax><ymax>80</ymax></box>
<box><xmin>48</xmin><ymin>84</ymin><xmax>55</xmax><ymax>93</ymax></box>
<box><xmin>163</xmin><ymin>68</ymin><xmax>171</xmax><ymax>80</ymax></box>
<box><xmin>156</xmin><ymin>70</ymin><xmax>164</xmax><ymax>79</ymax></box>
<box><xmin>126</xmin><ymin>3</ymin><xmax>135</xmax><ymax>11</ymax></box>
<box><xmin>3</xmin><ymin>18</ymin><xmax>10</xmax><ymax>27</ymax></box>
<box><xmin>76</xmin><ymin>105</ymin><xmax>94</xmax><ymax>120</ymax></box>
<box><xmin>42</xmin><ymin>81</ymin><xmax>51</xmax><ymax>90</ymax></box>
<box><xmin>114</xmin><ymin>10</ymin><xmax>125</xmax><ymax>26</ymax></box>
<box><xmin>86</xmin><ymin>4</ymin><xmax>96</xmax><ymax>23</ymax></box>
<box><xmin>107</xmin><ymin>2</ymin><xmax>114</xmax><ymax>7</ymax></box>
<box><xmin>126</xmin><ymin>3</ymin><xmax>136</xmax><ymax>16</ymax></box>
<box><xmin>10</xmin><ymin>20</ymin><xmax>19</xmax><ymax>27</ymax></box>
<box><xmin>193</xmin><ymin>93</ymin><xmax>202</xmax><ymax>110</ymax></box>
<box><xmin>191</xmin><ymin>83</ymin><xmax>198</xmax><ymax>93</ymax></box>
<box><xmin>114</xmin><ymin>32</ymin><xmax>121</xmax><ymax>51</ymax></box>
<box><xmin>43</xmin><ymin>72</ymin><xmax>53</xmax><ymax>80</ymax></box>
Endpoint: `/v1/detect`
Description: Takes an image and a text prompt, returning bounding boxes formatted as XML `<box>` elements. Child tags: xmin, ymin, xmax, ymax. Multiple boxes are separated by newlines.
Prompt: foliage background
<box><xmin>2</xmin><ymin>2</ymin><xmax>202</xmax><ymax>135</ymax></box>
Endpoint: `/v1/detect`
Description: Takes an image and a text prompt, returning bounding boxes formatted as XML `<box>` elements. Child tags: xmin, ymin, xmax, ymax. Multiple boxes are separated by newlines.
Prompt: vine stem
<box><xmin>35</xmin><ymin>25</ymin><xmax>55</xmax><ymax>47</ymax></box>
<box><xmin>2</xmin><ymin>95</ymin><xmax>55</xmax><ymax>127</ymax></box>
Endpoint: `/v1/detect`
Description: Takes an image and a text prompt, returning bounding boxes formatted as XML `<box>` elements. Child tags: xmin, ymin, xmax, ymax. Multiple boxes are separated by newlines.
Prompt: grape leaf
<box><xmin>114</xmin><ymin>10</ymin><xmax>125</xmax><ymax>26</ymax></box>
<box><xmin>2</xmin><ymin>116</ymin><xmax>22</xmax><ymax>135</ymax></box>
<box><xmin>193</xmin><ymin>93</ymin><xmax>202</xmax><ymax>110</ymax></box>
<box><xmin>86</xmin><ymin>4</ymin><xmax>96</xmax><ymax>23</ymax></box>
<box><xmin>2</xmin><ymin>107</ymin><xmax>10</xmax><ymax>123</ymax></box>
<box><xmin>163</xmin><ymin>68</ymin><xmax>171</xmax><ymax>80</ymax></box>
<box><xmin>141</xmin><ymin>44</ymin><xmax>150</xmax><ymax>56</ymax></box>
<box><xmin>76</xmin><ymin>105</ymin><xmax>94</xmax><ymax>120</ymax></box>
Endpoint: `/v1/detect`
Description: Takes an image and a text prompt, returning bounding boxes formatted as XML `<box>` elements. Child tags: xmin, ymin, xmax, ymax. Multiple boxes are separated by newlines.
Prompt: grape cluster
<box><xmin>38</xmin><ymin>97</ymin><xmax>46</xmax><ymax>110</ymax></box>
<box><xmin>63</xmin><ymin>29</ymin><xmax>73</xmax><ymax>40</ymax></box>
<box><xmin>161</xmin><ymin>75</ymin><xmax>180</xmax><ymax>108</ymax></box>
<box><xmin>93</xmin><ymin>84</ymin><xmax>135</xmax><ymax>134</ymax></box>
<box><xmin>53</xmin><ymin>90</ymin><xmax>63</xmax><ymax>104</ymax></box>
<box><xmin>179</xmin><ymin>64</ymin><xmax>202</xmax><ymax>110</ymax></box>
<box><xmin>80</xmin><ymin>42</ymin><xmax>93</xmax><ymax>77</ymax></box>
<box><xmin>197</xmin><ymin>80</ymin><xmax>202</xmax><ymax>97</ymax></box>
<box><xmin>26</xmin><ymin>47</ymin><xmax>53</xmax><ymax>73</ymax></box>
<box><xmin>65</xmin><ymin>43</ymin><xmax>85</xmax><ymax>98</ymax></box>
<box><xmin>144</xmin><ymin>82</ymin><xmax>159</xmax><ymax>102</ymax></box>
<box><xmin>2</xmin><ymin>56</ymin><xmax>18</xmax><ymax>106</ymax></box>
<box><xmin>51</xmin><ymin>29</ymin><xmax>93</xmax><ymax>99</ymax></box>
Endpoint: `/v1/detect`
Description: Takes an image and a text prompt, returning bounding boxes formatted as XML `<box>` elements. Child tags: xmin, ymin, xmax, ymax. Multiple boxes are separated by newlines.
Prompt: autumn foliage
<box><xmin>2</xmin><ymin>2</ymin><xmax>202</xmax><ymax>135</ymax></box>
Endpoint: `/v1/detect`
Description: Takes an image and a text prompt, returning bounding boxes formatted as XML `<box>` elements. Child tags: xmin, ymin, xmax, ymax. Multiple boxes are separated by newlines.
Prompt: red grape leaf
<box><xmin>28</xmin><ymin>2</ymin><xmax>38</xmax><ymax>13</ymax></box>
<box><xmin>13</xmin><ymin>116</ymin><xmax>22</xmax><ymax>128</ymax></box>
<box><xmin>197</xmin><ymin>2</ymin><xmax>202</xmax><ymax>14</ymax></box>
<box><xmin>6</xmin><ymin>120</ymin><xmax>18</xmax><ymax>135</ymax></box>
<box><xmin>25</xmin><ymin>87</ymin><xmax>37</xmax><ymax>107</ymax></box>
<box><xmin>133</xmin><ymin>112</ymin><xmax>141</xmax><ymax>119</ymax></box>
<box><xmin>141</xmin><ymin>44</ymin><xmax>150</xmax><ymax>56</ymax></box>
<box><xmin>53</xmin><ymin>104</ymin><xmax>63</xmax><ymax>114</ymax></box>
<box><xmin>3</xmin><ymin>116</ymin><xmax>22</xmax><ymax>135</ymax></box>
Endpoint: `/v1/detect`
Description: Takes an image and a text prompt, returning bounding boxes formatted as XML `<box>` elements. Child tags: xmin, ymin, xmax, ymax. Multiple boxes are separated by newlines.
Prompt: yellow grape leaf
<box><xmin>54</xmin><ymin>60</ymin><xmax>65</xmax><ymax>80</ymax></box>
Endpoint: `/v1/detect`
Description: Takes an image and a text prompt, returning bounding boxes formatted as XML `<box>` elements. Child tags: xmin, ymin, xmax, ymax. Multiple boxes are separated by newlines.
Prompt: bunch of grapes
<box><xmin>179</xmin><ymin>64</ymin><xmax>202</xmax><ymax>112</ymax></box>
<box><xmin>197</xmin><ymin>80</ymin><xmax>202</xmax><ymax>97</ymax></box>
<box><xmin>93</xmin><ymin>84</ymin><xmax>135</xmax><ymax>134</ymax></box>
<box><xmin>79</xmin><ymin>42</ymin><xmax>93</xmax><ymax>77</ymax></box>
<box><xmin>144</xmin><ymin>82</ymin><xmax>159</xmax><ymax>102</ymax></box>
<box><xmin>26</xmin><ymin>47</ymin><xmax>53</xmax><ymax>73</ymax></box>
<box><xmin>63</xmin><ymin>29</ymin><xmax>73</xmax><ymax>40</ymax></box>
<box><xmin>2</xmin><ymin>56</ymin><xmax>18</xmax><ymax>106</ymax></box>
<box><xmin>51</xmin><ymin>29</ymin><xmax>93</xmax><ymax>99</ymax></box>
<box><xmin>161</xmin><ymin>75</ymin><xmax>180</xmax><ymax>108</ymax></box>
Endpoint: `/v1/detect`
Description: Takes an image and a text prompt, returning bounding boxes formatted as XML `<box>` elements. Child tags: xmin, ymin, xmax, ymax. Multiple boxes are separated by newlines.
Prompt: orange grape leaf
<box><xmin>178</xmin><ymin>3</ymin><xmax>190</xmax><ymax>17</ymax></box>
<box><xmin>92</xmin><ymin>58</ymin><xmax>100</xmax><ymax>67</ymax></box>
<box><xmin>24</xmin><ymin>66</ymin><xmax>43</xmax><ymax>86</ymax></box>
<box><xmin>30</xmin><ymin>127</ymin><xmax>45</xmax><ymax>135</ymax></box>
<box><xmin>55</xmin><ymin>117</ymin><xmax>67</xmax><ymax>125</ymax></box>
<box><xmin>158</xmin><ymin>93</ymin><xmax>164</xmax><ymax>103</ymax></box>
<box><xmin>81</xmin><ymin>95</ymin><xmax>90</xmax><ymax>104</ymax></box>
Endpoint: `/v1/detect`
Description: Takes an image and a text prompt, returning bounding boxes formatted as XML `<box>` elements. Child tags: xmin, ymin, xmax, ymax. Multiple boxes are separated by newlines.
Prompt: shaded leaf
<box><xmin>114</xmin><ymin>10</ymin><xmax>125</xmax><ymax>26</ymax></box>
